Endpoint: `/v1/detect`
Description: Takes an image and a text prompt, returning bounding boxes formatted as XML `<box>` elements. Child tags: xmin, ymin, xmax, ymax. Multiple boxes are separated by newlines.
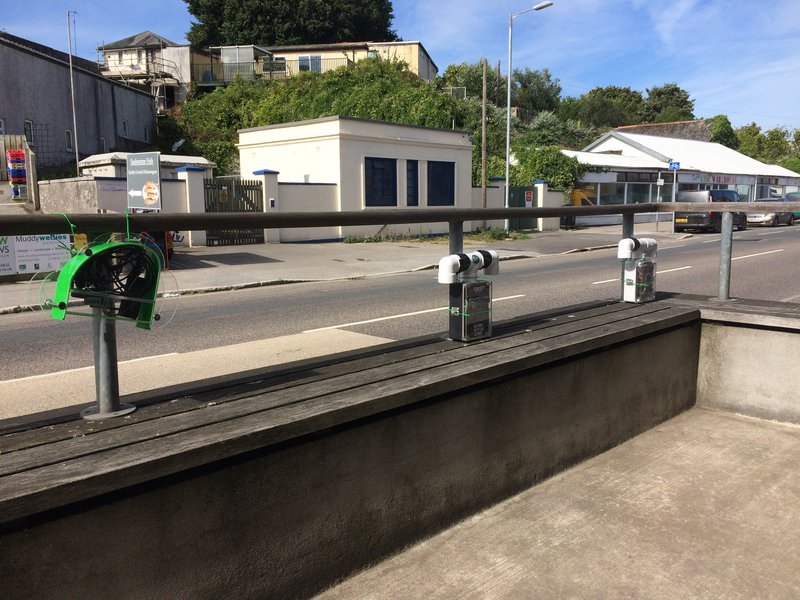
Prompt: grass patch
<box><xmin>343</xmin><ymin>227</ymin><xmax>530</xmax><ymax>244</ymax></box>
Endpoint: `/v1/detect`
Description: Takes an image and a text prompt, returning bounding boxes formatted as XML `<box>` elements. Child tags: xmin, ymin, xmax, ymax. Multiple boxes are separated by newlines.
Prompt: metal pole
<box><xmin>504</xmin><ymin>12</ymin><xmax>514</xmax><ymax>233</ymax></box>
<box><xmin>82</xmin><ymin>306</ymin><xmax>136</xmax><ymax>419</ymax></box>
<box><xmin>620</xmin><ymin>213</ymin><xmax>635</xmax><ymax>301</ymax></box>
<box><xmin>717</xmin><ymin>211</ymin><xmax>734</xmax><ymax>301</ymax></box>
<box><xmin>449</xmin><ymin>220</ymin><xmax>464</xmax><ymax>255</ymax></box>
<box><xmin>66</xmin><ymin>11</ymin><xmax>80</xmax><ymax>174</ymax></box>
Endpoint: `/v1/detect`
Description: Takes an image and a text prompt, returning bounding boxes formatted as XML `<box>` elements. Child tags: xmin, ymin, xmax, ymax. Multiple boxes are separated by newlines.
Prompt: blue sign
<box><xmin>668</xmin><ymin>161</ymin><xmax>680</xmax><ymax>171</ymax></box>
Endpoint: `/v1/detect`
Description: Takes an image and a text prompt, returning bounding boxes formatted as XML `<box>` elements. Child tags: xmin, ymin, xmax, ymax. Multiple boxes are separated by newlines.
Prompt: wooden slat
<box><xmin>0</xmin><ymin>305</ymin><xmax>698</xmax><ymax>523</ymax></box>
<box><xmin>0</xmin><ymin>304</ymin><xmax>696</xmax><ymax>478</ymax></box>
<box><xmin>0</xmin><ymin>300</ymin><xmax>628</xmax><ymax>449</ymax></box>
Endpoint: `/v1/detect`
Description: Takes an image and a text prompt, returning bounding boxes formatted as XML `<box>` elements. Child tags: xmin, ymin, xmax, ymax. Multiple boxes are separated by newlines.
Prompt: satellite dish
<box><xmin>171</xmin><ymin>138</ymin><xmax>185</xmax><ymax>152</ymax></box>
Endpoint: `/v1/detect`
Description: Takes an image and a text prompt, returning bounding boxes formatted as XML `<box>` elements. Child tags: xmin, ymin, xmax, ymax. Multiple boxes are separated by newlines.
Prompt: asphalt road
<box><xmin>1</xmin><ymin>225</ymin><xmax>799</xmax><ymax>381</ymax></box>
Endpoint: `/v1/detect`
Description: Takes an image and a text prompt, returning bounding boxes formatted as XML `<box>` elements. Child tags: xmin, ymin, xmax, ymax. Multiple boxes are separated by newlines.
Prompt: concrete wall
<box><xmin>0</xmin><ymin>323</ymin><xmax>699</xmax><ymax>599</ymax></box>
<box><xmin>38</xmin><ymin>177</ymin><xmax>98</xmax><ymax>213</ymax></box>
<box><xmin>697</xmin><ymin>319</ymin><xmax>800</xmax><ymax>423</ymax></box>
<box><xmin>277</xmin><ymin>183</ymin><xmax>339</xmax><ymax>241</ymax></box>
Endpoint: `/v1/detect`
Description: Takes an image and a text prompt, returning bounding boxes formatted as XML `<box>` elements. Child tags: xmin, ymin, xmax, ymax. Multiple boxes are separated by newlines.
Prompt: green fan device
<box><xmin>51</xmin><ymin>240</ymin><xmax>162</xmax><ymax>330</ymax></box>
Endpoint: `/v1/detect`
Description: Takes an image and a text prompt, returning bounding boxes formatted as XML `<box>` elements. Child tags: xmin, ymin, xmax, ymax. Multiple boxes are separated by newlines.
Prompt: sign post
<box><xmin>669</xmin><ymin>161</ymin><xmax>680</xmax><ymax>233</ymax></box>
<box><xmin>126</xmin><ymin>152</ymin><xmax>162</xmax><ymax>211</ymax></box>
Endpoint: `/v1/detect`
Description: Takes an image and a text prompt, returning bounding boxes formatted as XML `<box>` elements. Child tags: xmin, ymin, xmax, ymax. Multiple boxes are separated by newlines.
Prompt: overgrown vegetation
<box><xmin>165</xmin><ymin>56</ymin><xmax>800</xmax><ymax>187</ymax></box>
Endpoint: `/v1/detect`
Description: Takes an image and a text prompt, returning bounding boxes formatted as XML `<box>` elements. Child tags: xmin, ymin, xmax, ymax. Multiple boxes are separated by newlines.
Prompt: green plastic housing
<box><xmin>50</xmin><ymin>240</ymin><xmax>162</xmax><ymax>330</ymax></box>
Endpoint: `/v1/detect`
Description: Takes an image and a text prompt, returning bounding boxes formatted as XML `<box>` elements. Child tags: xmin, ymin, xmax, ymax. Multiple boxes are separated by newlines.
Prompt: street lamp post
<box><xmin>505</xmin><ymin>1</ymin><xmax>553</xmax><ymax>231</ymax></box>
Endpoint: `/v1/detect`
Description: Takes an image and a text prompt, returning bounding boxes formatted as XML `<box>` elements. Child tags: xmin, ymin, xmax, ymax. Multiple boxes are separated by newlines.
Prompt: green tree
<box><xmin>735</xmin><ymin>122</ymin><xmax>763</xmax><ymax>159</ymax></box>
<box><xmin>511</xmin><ymin>145</ymin><xmax>587</xmax><ymax>195</ymax></box>
<box><xmin>642</xmin><ymin>83</ymin><xmax>694</xmax><ymax>123</ymax></box>
<box><xmin>516</xmin><ymin>111</ymin><xmax>601</xmax><ymax>150</ymax></box>
<box><xmin>512</xmin><ymin>67</ymin><xmax>561</xmax><ymax>115</ymax></box>
<box><xmin>707</xmin><ymin>115</ymin><xmax>739</xmax><ymax>149</ymax></box>
<box><xmin>178</xmin><ymin>59</ymin><xmax>465</xmax><ymax>174</ymax></box>
<box><xmin>185</xmin><ymin>0</ymin><xmax>397</xmax><ymax>47</ymax></box>
<box><xmin>557</xmin><ymin>86</ymin><xmax>643</xmax><ymax>128</ymax></box>
<box><xmin>438</xmin><ymin>61</ymin><xmax>498</xmax><ymax>103</ymax></box>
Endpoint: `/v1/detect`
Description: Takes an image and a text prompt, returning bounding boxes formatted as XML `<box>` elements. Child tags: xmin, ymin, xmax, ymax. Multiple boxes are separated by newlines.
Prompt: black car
<box><xmin>674</xmin><ymin>190</ymin><xmax>747</xmax><ymax>233</ymax></box>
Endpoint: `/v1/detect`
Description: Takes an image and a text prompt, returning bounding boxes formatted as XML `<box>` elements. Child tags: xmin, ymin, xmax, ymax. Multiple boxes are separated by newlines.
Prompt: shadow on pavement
<box><xmin>168</xmin><ymin>252</ymin><xmax>283</xmax><ymax>270</ymax></box>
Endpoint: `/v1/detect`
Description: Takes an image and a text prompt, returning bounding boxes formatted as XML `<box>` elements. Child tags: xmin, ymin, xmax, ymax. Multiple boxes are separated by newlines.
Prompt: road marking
<box><xmin>702</xmin><ymin>238</ymin><xmax>721</xmax><ymax>244</ymax></box>
<box><xmin>304</xmin><ymin>295</ymin><xmax>526</xmax><ymax>332</ymax></box>
<box><xmin>782</xmin><ymin>293</ymin><xmax>800</xmax><ymax>303</ymax></box>
<box><xmin>1</xmin><ymin>353</ymin><xmax>180</xmax><ymax>384</ymax></box>
<box><xmin>659</xmin><ymin>245</ymin><xmax>685</xmax><ymax>250</ymax></box>
<box><xmin>758</xmin><ymin>230</ymin><xmax>786</xmax><ymax>236</ymax></box>
<box><xmin>592</xmin><ymin>266</ymin><xmax>691</xmax><ymax>285</ymax></box>
<box><xmin>732</xmin><ymin>249</ymin><xmax>784</xmax><ymax>261</ymax></box>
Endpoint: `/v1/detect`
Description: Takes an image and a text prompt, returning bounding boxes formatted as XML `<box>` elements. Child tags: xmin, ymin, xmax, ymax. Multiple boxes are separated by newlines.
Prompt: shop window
<box><xmin>406</xmin><ymin>160</ymin><xmax>419</xmax><ymax>206</ymax></box>
<box><xmin>598</xmin><ymin>182</ymin><xmax>625</xmax><ymax>205</ymax></box>
<box><xmin>65</xmin><ymin>130</ymin><xmax>73</xmax><ymax>151</ymax></box>
<box><xmin>365</xmin><ymin>157</ymin><xmax>397</xmax><ymax>207</ymax></box>
<box><xmin>427</xmin><ymin>161</ymin><xmax>455</xmax><ymax>206</ymax></box>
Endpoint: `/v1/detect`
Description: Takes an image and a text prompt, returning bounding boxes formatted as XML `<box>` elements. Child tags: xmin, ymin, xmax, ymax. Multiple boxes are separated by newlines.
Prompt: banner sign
<box><xmin>0</xmin><ymin>234</ymin><xmax>71</xmax><ymax>276</ymax></box>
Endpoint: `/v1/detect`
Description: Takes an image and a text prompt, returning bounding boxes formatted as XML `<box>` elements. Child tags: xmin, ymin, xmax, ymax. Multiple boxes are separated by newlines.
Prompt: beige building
<box><xmin>196</xmin><ymin>41</ymin><xmax>438</xmax><ymax>87</ymax></box>
<box><xmin>237</xmin><ymin>116</ymin><xmax>473</xmax><ymax>239</ymax></box>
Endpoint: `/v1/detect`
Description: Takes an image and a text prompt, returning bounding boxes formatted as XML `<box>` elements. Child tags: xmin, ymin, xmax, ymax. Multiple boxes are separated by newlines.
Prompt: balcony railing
<box><xmin>193</xmin><ymin>57</ymin><xmax>353</xmax><ymax>85</ymax></box>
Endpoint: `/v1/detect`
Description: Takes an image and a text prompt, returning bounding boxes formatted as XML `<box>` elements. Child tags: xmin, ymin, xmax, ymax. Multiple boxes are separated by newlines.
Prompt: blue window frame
<box><xmin>427</xmin><ymin>161</ymin><xmax>455</xmax><ymax>206</ymax></box>
<box><xmin>365</xmin><ymin>157</ymin><xmax>397</xmax><ymax>207</ymax></box>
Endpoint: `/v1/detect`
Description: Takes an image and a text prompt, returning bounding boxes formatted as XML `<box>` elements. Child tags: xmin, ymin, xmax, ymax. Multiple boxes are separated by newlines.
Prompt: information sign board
<box><xmin>126</xmin><ymin>152</ymin><xmax>162</xmax><ymax>210</ymax></box>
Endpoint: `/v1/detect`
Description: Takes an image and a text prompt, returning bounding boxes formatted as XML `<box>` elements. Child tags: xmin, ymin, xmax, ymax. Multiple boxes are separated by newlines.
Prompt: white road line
<box><xmin>659</xmin><ymin>245</ymin><xmax>685</xmax><ymax>250</ymax></box>
<box><xmin>732</xmin><ymin>249</ymin><xmax>784</xmax><ymax>261</ymax></box>
<box><xmin>758</xmin><ymin>230</ymin><xmax>786</xmax><ymax>236</ymax></box>
<box><xmin>304</xmin><ymin>295</ymin><xmax>526</xmax><ymax>332</ymax></box>
<box><xmin>782</xmin><ymin>293</ymin><xmax>800</xmax><ymax>303</ymax></box>
<box><xmin>702</xmin><ymin>238</ymin><xmax>721</xmax><ymax>244</ymax></box>
<box><xmin>1</xmin><ymin>353</ymin><xmax>180</xmax><ymax>384</ymax></box>
<box><xmin>592</xmin><ymin>265</ymin><xmax>692</xmax><ymax>285</ymax></box>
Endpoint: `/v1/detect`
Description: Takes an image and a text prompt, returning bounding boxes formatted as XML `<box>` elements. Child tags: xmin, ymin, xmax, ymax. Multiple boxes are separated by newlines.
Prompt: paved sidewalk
<box><xmin>0</xmin><ymin>221</ymin><xmax>685</xmax><ymax>315</ymax></box>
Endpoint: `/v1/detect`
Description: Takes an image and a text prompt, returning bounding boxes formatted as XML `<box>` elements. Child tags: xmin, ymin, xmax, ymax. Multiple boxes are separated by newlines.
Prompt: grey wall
<box><xmin>698</xmin><ymin>321</ymin><xmax>800</xmax><ymax>423</ymax></box>
<box><xmin>0</xmin><ymin>324</ymin><xmax>699</xmax><ymax>600</ymax></box>
<box><xmin>0</xmin><ymin>35</ymin><xmax>155</xmax><ymax>168</ymax></box>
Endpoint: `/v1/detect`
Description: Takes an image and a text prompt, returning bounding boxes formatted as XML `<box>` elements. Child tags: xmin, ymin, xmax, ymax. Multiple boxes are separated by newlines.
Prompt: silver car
<box><xmin>747</xmin><ymin>198</ymin><xmax>795</xmax><ymax>227</ymax></box>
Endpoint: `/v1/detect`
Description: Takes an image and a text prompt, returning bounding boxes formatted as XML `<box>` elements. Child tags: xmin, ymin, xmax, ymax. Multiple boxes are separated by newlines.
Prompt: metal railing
<box><xmin>2</xmin><ymin>201</ymin><xmax>798</xmax><ymax>420</ymax></box>
<box><xmin>193</xmin><ymin>57</ymin><xmax>353</xmax><ymax>84</ymax></box>
<box><xmin>2</xmin><ymin>202</ymin><xmax>799</xmax><ymax>300</ymax></box>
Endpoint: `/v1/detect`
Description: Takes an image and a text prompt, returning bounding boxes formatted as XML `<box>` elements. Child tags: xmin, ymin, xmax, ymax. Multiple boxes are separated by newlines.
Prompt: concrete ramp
<box><xmin>317</xmin><ymin>408</ymin><xmax>800</xmax><ymax>599</ymax></box>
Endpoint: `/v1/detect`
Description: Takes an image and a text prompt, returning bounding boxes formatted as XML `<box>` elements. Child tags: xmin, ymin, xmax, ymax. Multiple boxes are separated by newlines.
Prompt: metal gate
<box><xmin>204</xmin><ymin>178</ymin><xmax>265</xmax><ymax>246</ymax></box>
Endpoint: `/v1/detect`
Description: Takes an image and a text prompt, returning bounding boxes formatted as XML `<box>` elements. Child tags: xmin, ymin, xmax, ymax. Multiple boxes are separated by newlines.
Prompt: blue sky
<box><xmin>4</xmin><ymin>0</ymin><xmax>799</xmax><ymax>131</ymax></box>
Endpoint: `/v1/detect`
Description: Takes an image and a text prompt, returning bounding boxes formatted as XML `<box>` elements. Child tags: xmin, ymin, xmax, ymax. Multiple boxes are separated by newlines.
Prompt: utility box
<box><xmin>439</xmin><ymin>250</ymin><xmax>499</xmax><ymax>342</ymax></box>
<box><xmin>618</xmin><ymin>237</ymin><xmax>657</xmax><ymax>303</ymax></box>
<box><xmin>449</xmin><ymin>280</ymin><xmax>492</xmax><ymax>341</ymax></box>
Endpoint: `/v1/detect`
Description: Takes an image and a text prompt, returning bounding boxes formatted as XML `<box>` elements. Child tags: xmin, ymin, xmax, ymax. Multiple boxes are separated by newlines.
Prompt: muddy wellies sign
<box><xmin>0</xmin><ymin>234</ymin><xmax>72</xmax><ymax>276</ymax></box>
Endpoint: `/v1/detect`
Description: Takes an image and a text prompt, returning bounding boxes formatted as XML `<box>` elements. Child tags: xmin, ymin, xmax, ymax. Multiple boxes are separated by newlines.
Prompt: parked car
<box><xmin>674</xmin><ymin>189</ymin><xmax>747</xmax><ymax>233</ymax></box>
<box><xmin>746</xmin><ymin>198</ymin><xmax>795</xmax><ymax>227</ymax></box>
<box><xmin>787</xmin><ymin>191</ymin><xmax>800</xmax><ymax>218</ymax></box>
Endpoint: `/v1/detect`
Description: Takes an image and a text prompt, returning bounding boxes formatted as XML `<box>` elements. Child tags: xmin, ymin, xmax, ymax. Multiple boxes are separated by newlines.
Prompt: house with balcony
<box><xmin>193</xmin><ymin>40</ymin><xmax>438</xmax><ymax>88</ymax></box>
<box><xmin>97</xmin><ymin>32</ymin><xmax>212</xmax><ymax>113</ymax></box>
